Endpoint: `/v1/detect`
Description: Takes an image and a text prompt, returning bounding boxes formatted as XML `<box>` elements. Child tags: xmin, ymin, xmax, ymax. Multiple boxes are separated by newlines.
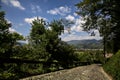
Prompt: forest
<box><xmin>0</xmin><ymin>0</ymin><xmax>120</xmax><ymax>80</ymax></box>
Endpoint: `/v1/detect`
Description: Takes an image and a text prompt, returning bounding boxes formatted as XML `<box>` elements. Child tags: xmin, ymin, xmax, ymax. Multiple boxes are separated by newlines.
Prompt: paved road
<box><xmin>20</xmin><ymin>64</ymin><xmax>112</xmax><ymax>80</ymax></box>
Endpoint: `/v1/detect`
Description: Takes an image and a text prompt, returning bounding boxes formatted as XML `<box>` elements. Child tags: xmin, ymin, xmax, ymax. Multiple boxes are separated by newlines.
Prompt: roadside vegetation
<box><xmin>1</xmin><ymin>0</ymin><xmax>120</xmax><ymax>79</ymax></box>
<box><xmin>76</xmin><ymin>0</ymin><xmax>120</xmax><ymax>80</ymax></box>
<box><xmin>103</xmin><ymin>50</ymin><xmax>120</xmax><ymax>80</ymax></box>
<box><xmin>0</xmin><ymin>11</ymin><xmax>104</xmax><ymax>79</ymax></box>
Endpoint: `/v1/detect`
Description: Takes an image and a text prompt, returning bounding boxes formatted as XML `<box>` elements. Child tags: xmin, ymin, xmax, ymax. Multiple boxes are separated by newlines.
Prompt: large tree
<box><xmin>29</xmin><ymin>18</ymin><xmax>64</xmax><ymax>60</ymax></box>
<box><xmin>0</xmin><ymin>11</ymin><xmax>24</xmax><ymax>58</ymax></box>
<box><xmin>76</xmin><ymin>0</ymin><xmax>120</xmax><ymax>53</ymax></box>
<box><xmin>0</xmin><ymin>11</ymin><xmax>13</xmax><ymax>58</ymax></box>
<box><xmin>29</xmin><ymin>18</ymin><xmax>75</xmax><ymax>68</ymax></box>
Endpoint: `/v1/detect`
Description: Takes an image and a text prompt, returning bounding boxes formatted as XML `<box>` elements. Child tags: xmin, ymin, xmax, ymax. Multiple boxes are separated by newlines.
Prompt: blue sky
<box><xmin>0</xmin><ymin>0</ymin><xmax>101</xmax><ymax>41</ymax></box>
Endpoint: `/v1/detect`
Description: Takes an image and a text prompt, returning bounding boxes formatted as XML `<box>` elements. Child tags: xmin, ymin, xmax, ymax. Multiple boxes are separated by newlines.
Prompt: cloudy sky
<box><xmin>0</xmin><ymin>0</ymin><xmax>101</xmax><ymax>41</ymax></box>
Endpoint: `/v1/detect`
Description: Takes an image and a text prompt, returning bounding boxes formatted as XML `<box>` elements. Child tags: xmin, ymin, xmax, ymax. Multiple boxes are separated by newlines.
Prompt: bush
<box><xmin>0</xmin><ymin>63</ymin><xmax>19</xmax><ymax>80</ymax></box>
<box><xmin>103</xmin><ymin>50</ymin><xmax>120</xmax><ymax>80</ymax></box>
<box><xmin>73</xmin><ymin>50</ymin><xmax>105</xmax><ymax>64</ymax></box>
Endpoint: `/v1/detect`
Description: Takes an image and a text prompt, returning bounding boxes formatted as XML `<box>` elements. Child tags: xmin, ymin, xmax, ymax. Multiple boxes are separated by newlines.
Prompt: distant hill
<box><xmin>66</xmin><ymin>39</ymin><xmax>103</xmax><ymax>49</ymax></box>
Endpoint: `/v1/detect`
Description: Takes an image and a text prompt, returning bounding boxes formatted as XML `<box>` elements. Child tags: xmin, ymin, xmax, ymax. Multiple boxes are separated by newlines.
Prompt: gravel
<box><xmin>20</xmin><ymin>64</ymin><xmax>112</xmax><ymax>80</ymax></box>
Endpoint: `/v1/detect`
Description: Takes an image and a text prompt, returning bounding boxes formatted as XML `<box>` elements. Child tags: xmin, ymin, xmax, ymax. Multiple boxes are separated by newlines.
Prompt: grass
<box><xmin>103</xmin><ymin>50</ymin><xmax>120</xmax><ymax>80</ymax></box>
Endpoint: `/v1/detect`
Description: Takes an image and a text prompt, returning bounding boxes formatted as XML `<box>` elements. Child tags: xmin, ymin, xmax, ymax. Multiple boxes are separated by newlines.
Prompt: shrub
<box><xmin>103</xmin><ymin>50</ymin><xmax>120</xmax><ymax>80</ymax></box>
<box><xmin>73</xmin><ymin>50</ymin><xmax>105</xmax><ymax>64</ymax></box>
<box><xmin>0</xmin><ymin>63</ymin><xmax>19</xmax><ymax>80</ymax></box>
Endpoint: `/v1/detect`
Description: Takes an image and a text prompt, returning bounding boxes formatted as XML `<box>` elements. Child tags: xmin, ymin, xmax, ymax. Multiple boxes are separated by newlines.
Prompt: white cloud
<box><xmin>65</xmin><ymin>16</ymin><xmax>85</xmax><ymax>33</ymax></box>
<box><xmin>64</xmin><ymin>30</ymin><xmax>68</xmax><ymax>34</ymax></box>
<box><xmin>24</xmin><ymin>16</ymin><xmax>47</xmax><ymax>24</ymax></box>
<box><xmin>71</xmin><ymin>18</ymin><xmax>85</xmax><ymax>32</ymax></box>
<box><xmin>10</xmin><ymin>0</ymin><xmax>25</xmax><ymax>10</ymax></box>
<box><xmin>92</xmin><ymin>29</ymin><xmax>101</xmax><ymax>37</ymax></box>
<box><xmin>1</xmin><ymin>0</ymin><xmax>25</xmax><ymax>10</ymax></box>
<box><xmin>6</xmin><ymin>19</ymin><xmax>12</xmax><ymax>24</ymax></box>
<box><xmin>61</xmin><ymin>16</ymin><xmax>102</xmax><ymax>41</ymax></box>
<box><xmin>63</xmin><ymin>15</ymin><xmax>84</xmax><ymax>33</ymax></box>
<box><xmin>31</xmin><ymin>4</ymin><xmax>42</xmax><ymax>13</ymax></box>
<box><xmin>9</xmin><ymin>28</ymin><xmax>22</xmax><ymax>35</ymax></box>
<box><xmin>47</xmin><ymin>6</ymin><xmax>71</xmax><ymax>16</ymax></box>
<box><xmin>73</xmin><ymin>13</ymin><xmax>78</xmax><ymax>16</ymax></box>
<box><xmin>9</xmin><ymin>28</ymin><xmax>16</xmax><ymax>33</ymax></box>
<box><xmin>61</xmin><ymin>33</ymin><xmax>102</xmax><ymax>41</ymax></box>
<box><xmin>47</xmin><ymin>9</ymin><xmax>59</xmax><ymax>15</ymax></box>
<box><xmin>65</xmin><ymin>15</ymin><xmax>75</xmax><ymax>21</ymax></box>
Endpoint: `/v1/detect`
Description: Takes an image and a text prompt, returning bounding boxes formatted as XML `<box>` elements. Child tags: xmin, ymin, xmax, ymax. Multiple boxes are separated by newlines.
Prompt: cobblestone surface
<box><xmin>20</xmin><ymin>64</ymin><xmax>112</xmax><ymax>80</ymax></box>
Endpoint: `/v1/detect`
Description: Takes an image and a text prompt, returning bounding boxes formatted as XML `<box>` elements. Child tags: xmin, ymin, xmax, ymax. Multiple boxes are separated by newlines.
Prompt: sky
<box><xmin>0</xmin><ymin>0</ymin><xmax>101</xmax><ymax>41</ymax></box>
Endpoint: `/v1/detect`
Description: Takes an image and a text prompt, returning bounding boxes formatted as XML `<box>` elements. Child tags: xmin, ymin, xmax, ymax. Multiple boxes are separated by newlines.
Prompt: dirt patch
<box><xmin>20</xmin><ymin>64</ymin><xmax>112</xmax><ymax>80</ymax></box>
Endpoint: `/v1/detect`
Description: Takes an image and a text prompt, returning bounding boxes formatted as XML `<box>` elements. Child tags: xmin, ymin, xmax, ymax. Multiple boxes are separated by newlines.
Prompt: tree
<box><xmin>76</xmin><ymin>0</ymin><xmax>120</xmax><ymax>54</ymax></box>
<box><xmin>0</xmin><ymin>11</ymin><xmax>25</xmax><ymax>79</ymax></box>
<box><xmin>30</xmin><ymin>18</ymin><xmax>46</xmax><ymax>45</ymax></box>
<box><xmin>11</xmin><ymin>32</ymin><xmax>24</xmax><ymax>45</ymax></box>
<box><xmin>0</xmin><ymin>11</ymin><xmax>24</xmax><ymax>58</ymax></box>
<box><xmin>29</xmin><ymin>18</ymin><xmax>50</xmax><ymax>61</ymax></box>
<box><xmin>0</xmin><ymin>11</ymin><xmax>12</xmax><ymax>58</ymax></box>
<box><xmin>29</xmin><ymin>18</ymin><xmax>75</xmax><ymax>68</ymax></box>
<box><xmin>29</xmin><ymin>18</ymin><xmax>64</xmax><ymax>61</ymax></box>
<box><xmin>60</xmin><ymin>19</ymin><xmax>74</xmax><ymax>34</ymax></box>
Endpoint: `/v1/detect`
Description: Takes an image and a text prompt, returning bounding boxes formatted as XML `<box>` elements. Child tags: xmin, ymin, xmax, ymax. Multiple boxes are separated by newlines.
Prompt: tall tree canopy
<box><xmin>29</xmin><ymin>18</ymin><xmax>75</xmax><ymax>68</ymax></box>
<box><xmin>0</xmin><ymin>11</ymin><xmax>24</xmax><ymax>58</ymax></box>
<box><xmin>76</xmin><ymin>0</ymin><xmax>120</xmax><ymax>53</ymax></box>
<box><xmin>29</xmin><ymin>18</ymin><xmax>65</xmax><ymax>60</ymax></box>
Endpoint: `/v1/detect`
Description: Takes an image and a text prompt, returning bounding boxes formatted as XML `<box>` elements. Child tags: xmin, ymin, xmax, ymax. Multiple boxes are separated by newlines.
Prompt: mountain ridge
<box><xmin>66</xmin><ymin>39</ymin><xmax>103</xmax><ymax>49</ymax></box>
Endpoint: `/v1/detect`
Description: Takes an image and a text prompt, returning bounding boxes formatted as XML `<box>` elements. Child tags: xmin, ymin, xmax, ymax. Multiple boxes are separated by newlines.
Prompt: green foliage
<box><xmin>50</xmin><ymin>20</ymin><xmax>64</xmax><ymax>35</ymax></box>
<box><xmin>0</xmin><ymin>11</ymin><xmax>12</xmax><ymax>58</ymax></box>
<box><xmin>76</xmin><ymin>0</ymin><xmax>120</xmax><ymax>53</ymax></box>
<box><xmin>12</xmin><ymin>44</ymin><xmax>50</xmax><ymax>62</ymax></box>
<box><xmin>11</xmin><ymin>32</ymin><xmax>24</xmax><ymax>41</ymax></box>
<box><xmin>0</xmin><ymin>72</ymin><xmax>16</xmax><ymax>80</ymax></box>
<box><xmin>0</xmin><ymin>16</ymin><xmax>76</xmax><ymax>79</ymax></box>
<box><xmin>0</xmin><ymin>11</ymin><xmax>106</xmax><ymax>79</ymax></box>
<box><xmin>67</xmin><ymin>39</ymin><xmax>103</xmax><ymax>49</ymax></box>
<box><xmin>73</xmin><ymin>50</ymin><xmax>105</xmax><ymax>64</ymax></box>
<box><xmin>54</xmin><ymin>42</ymin><xmax>75</xmax><ymax>68</ymax></box>
<box><xmin>0</xmin><ymin>11</ymin><xmax>24</xmax><ymax>59</ymax></box>
<box><xmin>29</xmin><ymin>18</ymin><xmax>78</xmax><ymax>69</ymax></box>
<box><xmin>103</xmin><ymin>50</ymin><xmax>120</xmax><ymax>80</ymax></box>
<box><xmin>0</xmin><ymin>63</ymin><xmax>19</xmax><ymax>80</ymax></box>
<box><xmin>30</xmin><ymin>18</ymin><xmax>46</xmax><ymax>45</ymax></box>
<box><xmin>0</xmin><ymin>18</ymin><xmax>74</xmax><ymax>79</ymax></box>
<box><xmin>19</xmin><ymin>63</ymin><xmax>44</xmax><ymax>76</ymax></box>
